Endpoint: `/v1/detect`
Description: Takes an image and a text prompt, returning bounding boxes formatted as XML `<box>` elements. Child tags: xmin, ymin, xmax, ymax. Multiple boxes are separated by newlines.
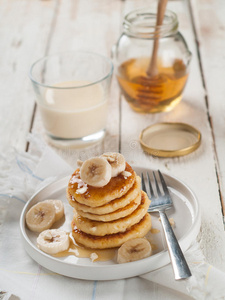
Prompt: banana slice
<box><xmin>101</xmin><ymin>152</ymin><xmax>126</xmax><ymax>177</ymax></box>
<box><xmin>43</xmin><ymin>199</ymin><xmax>64</xmax><ymax>222</ymax></box>
<box><xmin>37</xmin><ymin>229</ymin><xmax>69</xmax><ymax>254</ymax></box>
<box><xmin>26</xmin><ymin>202</ymin><xmax>56</xmax><ymax>233</ymax></box>
<box><xmin>80</xmin><ymin>157</ymin><xmax>112</xmax><ymax>187</ymax></box>
<box><xmin>117</xmin><ymin>238</ymin><xmax>152</xmax><ymax>264</ymax></box>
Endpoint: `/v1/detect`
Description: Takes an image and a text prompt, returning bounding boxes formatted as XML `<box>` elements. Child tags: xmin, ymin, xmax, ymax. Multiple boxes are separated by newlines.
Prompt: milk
<box><xmin>39</xmin><ymin>81</ymin><xmax>107</xmax><ymax>139</ymax></box>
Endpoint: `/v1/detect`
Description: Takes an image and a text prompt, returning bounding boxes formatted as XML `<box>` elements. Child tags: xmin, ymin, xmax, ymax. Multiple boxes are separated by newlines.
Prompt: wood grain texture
<box><xmin>189</xmin><ymin>0</ymin><xmax>225</xmax><ymax>214</ymax></box>
<box><xmin>0</xmin><ymin>0</ymin><xmax>57</xmax><ymax>152</ymax></box>
<box><xmin>119</xmin><ymin>0</ymin><xmax>225</xmax><ymax>271</ymax></box>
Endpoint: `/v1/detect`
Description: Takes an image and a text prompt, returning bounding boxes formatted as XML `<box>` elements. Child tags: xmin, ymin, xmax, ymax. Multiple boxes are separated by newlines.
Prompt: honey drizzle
<box><xmin>117</xmin><ymin>57</ymin><xmax>188</xmax><ymax>113</ymax></box>
<box><xmin>53</xmin><ymin>234</ymin><xmax>117</xmax><ymax>262</ymax></box>
<box><xmin>52</xmin><ymin>229</ymin><xmax>160</xmax><ymax>262</ymax></box>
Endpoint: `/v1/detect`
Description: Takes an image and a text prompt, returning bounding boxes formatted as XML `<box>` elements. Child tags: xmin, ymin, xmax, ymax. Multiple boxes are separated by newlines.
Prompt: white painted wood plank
<box><xmin>190</xmin><ymin>0</ymin><xmax>225</xmax><ymax>212</ymax></box>
<box><xmin>30</xmin><ymin>0</ymin><xmax>123</xmax><ymax>165</ymax></box>
<box><xmin>120</xmin><ymin>0</ymin><xmax>225</xmax><ymax>270</ymax></box>
<box><xmin>0</xmin><ymin>0</ymin><xmax>56</xmax><ymax>152</ymax></box>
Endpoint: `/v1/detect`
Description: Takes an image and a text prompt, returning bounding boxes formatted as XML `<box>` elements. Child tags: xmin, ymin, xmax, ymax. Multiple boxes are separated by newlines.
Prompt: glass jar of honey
<box><xmin>113</xmin><ymin>7</ymin><xmax>192</xmax><ymax>113</ymax></box>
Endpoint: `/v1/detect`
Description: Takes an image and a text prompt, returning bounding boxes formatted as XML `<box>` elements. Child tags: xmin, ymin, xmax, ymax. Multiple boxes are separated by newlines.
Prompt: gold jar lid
<box><xmin>139</xmin><ymin>122</ymin><xmax>201</xmax><ymax>157</ymax></box>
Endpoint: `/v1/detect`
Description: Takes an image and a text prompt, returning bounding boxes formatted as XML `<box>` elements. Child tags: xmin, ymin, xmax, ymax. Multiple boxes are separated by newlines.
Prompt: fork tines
<box><xmin>141</xmin><ymin>170</ymin><xmax>172</xmax><ymax>210</ymax></box>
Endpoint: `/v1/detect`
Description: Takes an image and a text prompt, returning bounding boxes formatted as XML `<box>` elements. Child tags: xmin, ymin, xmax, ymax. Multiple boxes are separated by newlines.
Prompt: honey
<box><xmin>53</xmin><ymin>234</ymin><xmax>117</xmax><ymax>262</ymax></box>
<box><xmin>113</xmin><ymin>7</ymin><xmax>192</xmax><ymax>113</ymax></box>
<box><xmin>117</xmin><ymin>57</ymin><xmax>188</xmax><ymax>113</ymax></box>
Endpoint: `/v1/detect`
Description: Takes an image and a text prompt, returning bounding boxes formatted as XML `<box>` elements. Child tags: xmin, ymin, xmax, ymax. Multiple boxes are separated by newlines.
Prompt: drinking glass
<box><xmin>29</xmin><ymin>51</ymin><xmax>113</xmax><ymax>147</ymax></box>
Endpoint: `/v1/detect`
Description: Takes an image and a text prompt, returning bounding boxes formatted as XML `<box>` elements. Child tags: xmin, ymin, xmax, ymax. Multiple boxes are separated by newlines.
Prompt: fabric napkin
<box><xmin>1</xmin><ymin>134</ymin><xmax>225</xmax><ymax>300</ymax></box>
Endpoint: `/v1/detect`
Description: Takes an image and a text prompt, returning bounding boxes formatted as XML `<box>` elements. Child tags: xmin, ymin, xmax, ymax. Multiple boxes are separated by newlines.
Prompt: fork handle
<box><xmin>159</xmin><ymin>211</ymin><xmax>192</xmax><ymax>280</ymax></box>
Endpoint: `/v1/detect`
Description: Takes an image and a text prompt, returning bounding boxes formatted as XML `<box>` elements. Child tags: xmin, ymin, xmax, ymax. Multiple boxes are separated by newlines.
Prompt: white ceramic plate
<box><xmin>20</xmin><ymin>166</ymin><xmax>201</xmax><ymax>280</ymax></box>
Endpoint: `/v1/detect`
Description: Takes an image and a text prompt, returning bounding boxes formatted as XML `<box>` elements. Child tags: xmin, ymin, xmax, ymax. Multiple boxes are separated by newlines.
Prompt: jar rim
<box><xmin>123</xmin><ymin>7</ymin><xmax>178</xmax><ymax>38</ymax></box>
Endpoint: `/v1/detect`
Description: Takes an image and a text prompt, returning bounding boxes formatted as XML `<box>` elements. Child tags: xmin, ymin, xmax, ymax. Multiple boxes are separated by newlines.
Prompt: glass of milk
<box><xmin>29</xmin><ymin>51</ymin><xmax>113</xmax><ymax>148</ymax></box>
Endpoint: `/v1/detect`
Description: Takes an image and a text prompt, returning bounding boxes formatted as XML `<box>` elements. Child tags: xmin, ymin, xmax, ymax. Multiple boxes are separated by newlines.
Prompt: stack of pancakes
<box><xmin>67</xmin><ymin>163</ymin><xmax>151</xmax><ymax>249</ymax></box>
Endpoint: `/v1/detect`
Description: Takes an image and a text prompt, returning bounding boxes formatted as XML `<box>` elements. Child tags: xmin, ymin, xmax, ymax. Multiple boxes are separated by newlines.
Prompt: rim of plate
<box><xmin>20</xmin><ymin>166</ymin><xmax>201</xmax><ymax>272</ymax></box>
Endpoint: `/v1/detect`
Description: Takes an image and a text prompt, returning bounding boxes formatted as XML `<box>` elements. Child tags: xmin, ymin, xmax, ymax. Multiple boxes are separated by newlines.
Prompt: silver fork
<box><xmin>141</xmin><ymin>170</ymin><xmax>192</xmax><ymax>280</ymax></box>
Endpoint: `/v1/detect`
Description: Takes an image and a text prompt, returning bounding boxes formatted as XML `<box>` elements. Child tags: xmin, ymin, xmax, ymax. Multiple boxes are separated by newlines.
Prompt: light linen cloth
<box><xmin>1</xmin><ymin>134</ymin><xmax>225</xmax><ymax>300</ymax></box>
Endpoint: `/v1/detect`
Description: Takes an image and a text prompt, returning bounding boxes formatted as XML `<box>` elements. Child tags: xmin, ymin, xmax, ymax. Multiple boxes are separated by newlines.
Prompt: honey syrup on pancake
<box><xmin>53</xmin><ymin>233</ymin><xmax>117</xmax><ymax>262</ymax></box>
<box><xmin>67</xmin><ymin>176</ymin><xmax>141</xmax><ymax>215</ymax></box>
<box><xmin>68</xmin><ymin>163</ymin><xmax>136</xmax><ymax>207</ymax></box>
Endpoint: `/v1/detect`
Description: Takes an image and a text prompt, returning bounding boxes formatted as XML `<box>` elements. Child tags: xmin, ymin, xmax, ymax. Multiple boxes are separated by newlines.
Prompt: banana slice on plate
<box><xmin>37</xmin><ymin>229</ymin><xmax>69</xmax><ymax>254</ymax></box>
<box><xmin>101</xmin><ymin>152</ymin><xmax>126</xmax><ymax>177</ymax></box>
<box><xmin>117</xmin><ymin>238</ymin><xmax>152</xmax><ymax>264</ymax></box>
<box><xmin>26</xmin><ymin>202</ymin><xmax>56</xmax><ymax>233</ymax></box>
<box><xmin>80</xmin><ymin>157</ymin><xmax>112</xmax><ymax>187</ymax></box>
<box><xmin>43</xmin><ymin>199</ymin><xmax>64</xmax><ymax>222</ymax></box>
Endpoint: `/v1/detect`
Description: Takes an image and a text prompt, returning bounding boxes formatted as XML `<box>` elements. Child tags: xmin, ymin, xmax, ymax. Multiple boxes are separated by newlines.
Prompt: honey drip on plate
<box><xmin>53</xmin><ymin>234</ymin><xmax>117</xmax><ymax>262</ymax></box>
<box><xmin>150</xmin><ymin>228</ymin><xmax>160</xmax><ymax>234</ymax></box>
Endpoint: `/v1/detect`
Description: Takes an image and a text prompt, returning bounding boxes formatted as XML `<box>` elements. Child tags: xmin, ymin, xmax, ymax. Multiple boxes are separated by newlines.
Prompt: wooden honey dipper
<box><xmin>146</xmin><ymin>0</ymin><xmax>168</xmax><ymax>77</ymax></box>
<box><xmin>134</xmin><ymin>0</ymin><xmax>169</xmax><ymax>106</ymax></box>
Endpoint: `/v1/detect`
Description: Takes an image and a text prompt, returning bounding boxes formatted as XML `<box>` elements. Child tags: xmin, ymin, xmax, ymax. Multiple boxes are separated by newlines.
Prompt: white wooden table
<box><xmin>1</xmin><ymin>0</ymin><xmax>225</xmax><ymax>298</ymax></box>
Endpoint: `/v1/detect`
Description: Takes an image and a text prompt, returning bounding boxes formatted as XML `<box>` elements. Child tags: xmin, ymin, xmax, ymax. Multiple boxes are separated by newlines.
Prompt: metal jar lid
<box><xmin>139</xmin><ymin>122</ymin><xmax>201</xmax><ymax>157</ymax></box>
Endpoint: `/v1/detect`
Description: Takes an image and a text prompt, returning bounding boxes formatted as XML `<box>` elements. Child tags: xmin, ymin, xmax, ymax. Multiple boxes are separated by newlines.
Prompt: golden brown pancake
<box><xmin>76</xmin><ymin>191</ymin><xmax>142</xmax><ymax>222</ymax></box>
<box><xmin>71</xmin><ymin>213</ymin><xmax>151</xmax><ymax>249</ymax></box>
<box><xmin>67</xmin><ymin>176</ymin><xmax>141</xmax><ymax>215</ymax></box>
<box><xmin>72</xmin><ymin>191</ymin><xmax>150</xmax><ymax>236</ymax></box>
<box><xmin>68</xmin><ymin>163</ymin><xmax>136</xmax><ymax>207</ymax></box>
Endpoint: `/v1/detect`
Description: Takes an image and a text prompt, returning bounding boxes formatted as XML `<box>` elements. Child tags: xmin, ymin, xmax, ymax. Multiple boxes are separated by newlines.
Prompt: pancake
<box><xmin>71</xmin><ymin>213</ymin><xmax>151</xmax><ymax>249</ymax></box>
<box><xmin>72</xmin><ymin>191</ymin><xmax>150</xmax><ymax>236</ymax></box>
<box><xmin>67</xmin><ymin>176</ymin><xmax>141</xmax><ymax>215</ymax></box>
<box><xmin>68</xmin><ymin>163</ymin><xmax>136</xmax><ymax>207</ymax></box>
<box><xmin>75</xmin><ymin>191</ymin><xmax>142</xmax><ymax>222</ymax></box>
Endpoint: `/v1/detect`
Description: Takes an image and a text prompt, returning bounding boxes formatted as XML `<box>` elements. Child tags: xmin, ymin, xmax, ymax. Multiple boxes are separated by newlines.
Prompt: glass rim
<box><xmin>29</xmin><ymin>50</ymin><xmax>114</xmax><ymax>89</ymax></box>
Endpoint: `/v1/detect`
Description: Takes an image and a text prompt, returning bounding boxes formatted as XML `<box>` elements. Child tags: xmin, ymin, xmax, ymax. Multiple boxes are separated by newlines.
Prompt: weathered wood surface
<box><xmin>190</xmin><ymin>0</ymin><xmax>225</xmax><ymax>214</ymax></box>
<box><xmin>1</xmin><ymin>0</ymin><xmax>225</xmax><ymax>297</ymax></box>
<box><xmin>0</xmin><ymin>0</ymin><xmax>57</xmax><ymax>152</ymax></box>
<box><xmin>120</xmin><ymin>0</ymin><xmax>225</xmax><ymax>270</ymax></box>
